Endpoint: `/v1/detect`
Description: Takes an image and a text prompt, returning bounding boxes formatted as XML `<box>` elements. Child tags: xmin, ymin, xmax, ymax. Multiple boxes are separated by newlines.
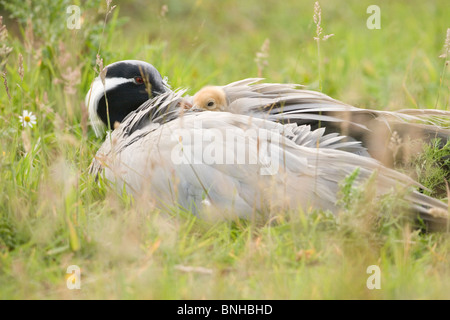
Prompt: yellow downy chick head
<box><xmin>192</xmin><ymin>86</ymin><xmax>227</xmax><ymax>111</ymax></box>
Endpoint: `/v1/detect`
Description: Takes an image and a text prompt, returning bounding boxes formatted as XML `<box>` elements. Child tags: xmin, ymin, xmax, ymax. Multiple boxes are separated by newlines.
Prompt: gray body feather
<box><xmin>90</xmin><ymin>85</ymin><xmax>449</xmax><ymax>229</ymax></box>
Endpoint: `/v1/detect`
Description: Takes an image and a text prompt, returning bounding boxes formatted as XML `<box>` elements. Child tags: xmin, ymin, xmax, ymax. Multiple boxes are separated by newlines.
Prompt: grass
<box><xmin>0</xmin><ymin>0</ymin><xmax>450</xmax><ymax>299</ymax></box>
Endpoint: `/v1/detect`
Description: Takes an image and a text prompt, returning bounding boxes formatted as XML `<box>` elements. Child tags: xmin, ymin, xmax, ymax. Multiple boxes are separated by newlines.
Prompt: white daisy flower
<box><xmin>19</xmin><ymin>110</ymin><xmax>37</xmax><ymax>128</ymax></box>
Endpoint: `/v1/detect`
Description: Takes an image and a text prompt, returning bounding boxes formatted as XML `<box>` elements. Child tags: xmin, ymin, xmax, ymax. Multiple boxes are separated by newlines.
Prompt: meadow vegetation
<box><xmin>0</xmin><ymin>0</ymin><xmax>449</xmax><ymax>299</ymax></box>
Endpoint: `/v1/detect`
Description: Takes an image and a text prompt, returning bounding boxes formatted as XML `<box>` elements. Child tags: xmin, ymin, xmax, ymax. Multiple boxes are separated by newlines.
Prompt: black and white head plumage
<box><xmin>85</xmin><ymin>60</ymin><xmax>171</xmax><ymax>137</ymax></box>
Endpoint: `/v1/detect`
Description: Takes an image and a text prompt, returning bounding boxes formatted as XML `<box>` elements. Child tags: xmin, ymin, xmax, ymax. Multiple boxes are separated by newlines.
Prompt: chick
<box><xmin>192</xmin><ymin>86</ymin><xmax>228</xmax><ymax>111</ymax></box>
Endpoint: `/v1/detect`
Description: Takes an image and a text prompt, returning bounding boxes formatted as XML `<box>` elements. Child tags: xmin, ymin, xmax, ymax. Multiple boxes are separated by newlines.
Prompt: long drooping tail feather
<box><xmin>220</xmin><ymin>79</ymin><xmax>450</xmax><ymax>165</ymax></box>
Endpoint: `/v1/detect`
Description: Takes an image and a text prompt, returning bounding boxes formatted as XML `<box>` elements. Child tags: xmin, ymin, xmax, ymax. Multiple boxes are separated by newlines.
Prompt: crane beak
<box><xmin>180</xmin><ymin>100</ymin><xmax>193</xmax><ymax>110</ymax></box>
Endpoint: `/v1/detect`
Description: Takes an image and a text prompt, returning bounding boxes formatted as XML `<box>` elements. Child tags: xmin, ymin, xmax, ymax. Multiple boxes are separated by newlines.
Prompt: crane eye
<box><xmin>207</xmin><ymin>100</ymin><xmax>215</xmax><ymax>107</ymax></box>
<box><xmin>134</xmin><ymin>76</ymin><xmax>144</xmax><ymax>84</ymax></box>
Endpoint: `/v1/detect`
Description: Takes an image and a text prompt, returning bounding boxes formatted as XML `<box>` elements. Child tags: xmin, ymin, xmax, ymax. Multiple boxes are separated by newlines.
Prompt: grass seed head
<box><xmin>255</xmin><ymin>38</ymin><xmax>270</xmax><ymax>77</ymax></box>
<box><xmin>439</xmin><ymin>28</ymin><xmax>450</xmax><ymax>59</ymax></box>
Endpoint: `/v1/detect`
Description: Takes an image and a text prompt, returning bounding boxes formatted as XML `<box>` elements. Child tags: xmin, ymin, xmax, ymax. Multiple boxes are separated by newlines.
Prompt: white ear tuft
<box><xmin>85</xmin><ymin>76</ymin><xmax>133</xmax><ymax>137</ymax></box>
<box><xmin>85</xmin><ymin>78</ymin><xmax>106</xmax><ymax>137</ymax></box>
